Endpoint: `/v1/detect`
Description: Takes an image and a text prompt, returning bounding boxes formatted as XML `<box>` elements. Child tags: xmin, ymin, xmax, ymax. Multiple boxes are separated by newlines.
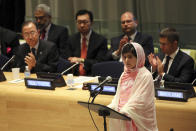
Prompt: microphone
<box><xmin>192</xmin><ymin>78</ymin><xmax>196</xmax><ymax>85</ymax></box>
<box><xmin>1</xmin><ymin>55</ymin><xmax>15</xmax><ymax>70</ymax></box>
<box><xmin>90</xmin><ymin>76</ymin><xmax>112</xmax><ymax>103</ymax></box>
<box><xmin>92</xmin><ymin>76</ymin><xmax>112</xmax><ymax>93</ymax></box>
<box><xmin>61</xmin><ymin>62</ymin><xmax>79</xmax><ymax>75</ymax></box>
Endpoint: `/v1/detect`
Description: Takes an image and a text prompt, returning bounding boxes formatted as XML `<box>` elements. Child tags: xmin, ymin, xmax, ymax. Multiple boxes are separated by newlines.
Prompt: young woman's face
<box><xmin>122</xmin><ymin>52</ymin><xmax>137</xmax><ymax>69</ymax></box>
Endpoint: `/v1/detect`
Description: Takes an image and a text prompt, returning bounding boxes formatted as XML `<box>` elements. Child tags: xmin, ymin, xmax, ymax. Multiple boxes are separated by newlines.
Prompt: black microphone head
<box><xmin>106</xmin><ymin>76</ymin><xmax>112</xmax><ymax>82</ymax></box>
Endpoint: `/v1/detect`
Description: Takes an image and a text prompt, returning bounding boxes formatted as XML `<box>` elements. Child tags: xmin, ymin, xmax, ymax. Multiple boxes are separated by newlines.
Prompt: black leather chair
<box><xmin>91</xmin><ymin>61</ymin><xmax>124</xmax><ymax>78</ymax></box>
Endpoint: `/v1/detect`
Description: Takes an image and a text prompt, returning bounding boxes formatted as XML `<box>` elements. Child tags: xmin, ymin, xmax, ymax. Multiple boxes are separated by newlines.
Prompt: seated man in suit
<box><xmin>148</xmin><ymin>27</ymin><xmax>194</xmax><ymax>83</ymax></box>
<box><xmin>34</xmin><ymin>4</ymin><xmax>69</xmax><ymax>59</ymax></box>
<box><xmin>0</xmin><ymin>26</ymin><xmax>19</xmax><ymax>58</ymax></box>
<box><xmin>106</xmin><ymin>11</ymin><xmax>154</xmax><ymax>67</ymax></box>
<box><xmin>14</xmin><ymin>21</ymin><xmax>59</xmax><ymax>73</ymax></box>
<box><xmin>65</xmin><ymin>9</ymin><xmax>108</xmax><ymax>76</ymax></box>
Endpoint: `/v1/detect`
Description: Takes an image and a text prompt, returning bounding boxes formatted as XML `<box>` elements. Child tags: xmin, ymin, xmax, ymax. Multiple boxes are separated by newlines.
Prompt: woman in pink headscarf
<box><xmin>108</xmin><ymin>42</ymin><xmax>158</xmax><ymax>131</ymax></box>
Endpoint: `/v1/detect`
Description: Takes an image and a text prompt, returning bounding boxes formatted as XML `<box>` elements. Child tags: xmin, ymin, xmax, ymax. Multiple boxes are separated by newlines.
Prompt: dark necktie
<box><xmin>40</xmin><ymin>30</ymin><xmax>46</xmax><ymax>40</ymax></box>
<box><xmin>31</xmin><ymin>48</ymin><xmax>36</xmax><ymax>56</ymax></box>
<box><xmin>79</xmin><ymin>37</ymin><xmax>87</xmax><ymax>75</ymax></box>
<box><xmin>164</xmin><ymin>56</ymin><xmax>171</xmax><ymax>73</ymax></box>
<box><xmin>128</xmin><ymin>36</ymin><xmax>132</xmax><ymax>41</ymax></box>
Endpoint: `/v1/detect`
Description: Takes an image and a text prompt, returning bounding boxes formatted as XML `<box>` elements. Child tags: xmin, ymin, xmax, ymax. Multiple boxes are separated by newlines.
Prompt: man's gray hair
<box><xmin>35</xmin><ymin>4</ymin><xmax>51</xmax><ymax>16</ymax></box>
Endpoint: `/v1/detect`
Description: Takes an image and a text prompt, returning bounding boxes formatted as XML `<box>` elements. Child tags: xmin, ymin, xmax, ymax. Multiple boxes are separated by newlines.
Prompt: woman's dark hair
<box><xmin>122</xmin><ymin>43</ymin><xmax>137</xmax><ymax>58</ymax></box>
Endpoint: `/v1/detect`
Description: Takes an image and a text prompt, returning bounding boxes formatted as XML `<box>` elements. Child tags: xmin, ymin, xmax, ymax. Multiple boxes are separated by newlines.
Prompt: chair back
<box><xmin>91</xmin><ymin>61</ymin><xmax>124</xmax><ymax>78</ymax></box>
<box><xmin>57</xmin><ymin>58</ymin><xmax>72</xmax><ymax>74</ymax></box>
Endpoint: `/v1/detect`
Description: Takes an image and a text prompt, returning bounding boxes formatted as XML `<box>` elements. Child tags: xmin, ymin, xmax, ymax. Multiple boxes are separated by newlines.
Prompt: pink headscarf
<box><xmin>119</xmin><ymin>42</ymin><xmax>146</xmax><ymax>130</ymax></box>
<box><xmin>121</xmin><ymin>42</ymin><xmax>146</xmax><ymax>84</ymax></box>
<box><xmin>123</xmin><ymin>42</ymin><xmax>145</xmax><ymax>73</ymax></box>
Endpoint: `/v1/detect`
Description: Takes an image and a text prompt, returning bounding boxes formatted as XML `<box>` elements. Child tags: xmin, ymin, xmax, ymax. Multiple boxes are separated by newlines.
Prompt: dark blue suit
<box><xmin>106</xmin><ymin>32</ymin><xmax>154</xmax><ymax>67</ymax></box>
<box><xmin>47</xmin><ymin>24</ymin><xmax>68</xmax><ymax>59</ymax></box>
<box><xmin>154</xmin><ymin>50</ymin><xmax>195</xmax><ymax>83</ymax></box>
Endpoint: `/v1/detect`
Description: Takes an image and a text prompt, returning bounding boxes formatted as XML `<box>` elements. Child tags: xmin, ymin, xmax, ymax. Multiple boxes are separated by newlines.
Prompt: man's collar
<box><xmin>130</xmin><ymin>31</ymin><xmax>137</xmax><ymax>40</ymax></box>
<box><xmin>45</xmin><ymin>23</ymin><xmax>51</xmax><ymax>32</ymax></box>
<box><xmin>166</xmin><ymin>47</ymin><xmax>179</xmax><ymax>59</ymax></box>
<box><xmin>124</xmin><ymin>30</ymin><xmax>137</xmax><ymax>40</ymax></box>
<box><xmin>30</xmin><ymin>40</ymin><xmax>39</xmax><ymax>50</ymax></box>
<box><xmin>81</xmin><ymin>29</ymin><xmax>92</xmax><ymax>40</ymax></box>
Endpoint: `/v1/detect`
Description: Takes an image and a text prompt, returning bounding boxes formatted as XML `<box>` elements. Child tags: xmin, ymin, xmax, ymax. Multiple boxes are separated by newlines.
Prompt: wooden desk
<box><xmin>0</xmin><ymin>72</ymin><xmax>196</xmax><ymax>131</ymax></box>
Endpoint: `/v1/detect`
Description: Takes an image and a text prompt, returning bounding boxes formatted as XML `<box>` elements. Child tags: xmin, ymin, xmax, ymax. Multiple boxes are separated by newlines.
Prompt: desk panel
<box><xmin>0</xmin><ymin>72</ymin><xmax>196</xmax><ymax>131</ymax></box>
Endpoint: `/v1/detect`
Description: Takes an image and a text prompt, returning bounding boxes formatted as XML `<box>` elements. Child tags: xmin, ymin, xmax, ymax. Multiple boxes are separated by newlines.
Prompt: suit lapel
<box><xmin>133</xmin><ymin>32</ymin><xmax>140</xmax><ymax>42</ymax></box>
<box><xmin>168</xmin><ymin>51</ymin><xmax>182</xmax><ymax>75</ymax></box>
<box><xmin>47</xmin><ymin>24</ymin><xmax>54</xmax><ymax>41</ymax></box>
<box><xmin>36</xmin><ymin>40</ymin><xmax>43</xmax><ymax>60</ymax></box>
<box><xmin>87</xmin><ymin>31</ymin><xmax>94</xmax><ymax>56</ymax></box>
<box><xmin>75</xmin><ymin>33</ymin><xmax>81</xmax><ymax>57</ymax></box>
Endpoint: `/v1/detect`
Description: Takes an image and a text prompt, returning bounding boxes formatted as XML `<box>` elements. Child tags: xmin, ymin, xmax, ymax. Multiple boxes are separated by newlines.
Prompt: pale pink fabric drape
<box><xmin>108</xmin><ymin>42</ymin><xmax>158</xmax><ymax>131</ymax></box>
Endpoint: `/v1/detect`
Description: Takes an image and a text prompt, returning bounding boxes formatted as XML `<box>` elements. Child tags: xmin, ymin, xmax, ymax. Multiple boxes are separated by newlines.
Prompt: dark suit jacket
<box><xmin>153</xmin><ymin>50</ymin><xmax>195</xmax><ymax>83</ymax></box>
<box><xmin>0</xmin><ymin>26</ymin><xmax>19</xmax><ymax>58</ymax></box>
<box><xmin>106</xmin><ymin>32</ymin><xmax>154</xmax><ymax>67</ymax></box>
<box><xmin>65</xmin><ymin>31</ymin><xmax>108</xmax><ymax>75</ymax></box>
<box><xmin>14</xmin><ymin>40</ymin><xmax>59</xmax><ymax>73</ymax></box>
<box><xmin>47</xmin><ymin>24</ymin><xmax>68</xmax><ymax>59</ymax></box>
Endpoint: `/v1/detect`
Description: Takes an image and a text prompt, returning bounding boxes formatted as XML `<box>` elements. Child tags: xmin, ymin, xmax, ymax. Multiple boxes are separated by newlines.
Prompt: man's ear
<box><xmin>134</xmin><ymin>20</ymin><xmax>138</xmax><ymax>27</ymax></box>
<box><xmin>174</xmin><ymin>40</ymin><xmax>178</xmax><ymax>46</ymax></box>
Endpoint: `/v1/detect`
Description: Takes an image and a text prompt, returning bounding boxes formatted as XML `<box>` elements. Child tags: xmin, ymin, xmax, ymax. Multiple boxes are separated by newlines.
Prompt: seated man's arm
<box><xmin>35</xmin><ymin>44</ymin><xmax>59</xmax><ymax>73</ymax></box>
<box><xmin>163</xmin><ymin>57</ymin><xmax>194</xmax><ymax>83</ymax></box>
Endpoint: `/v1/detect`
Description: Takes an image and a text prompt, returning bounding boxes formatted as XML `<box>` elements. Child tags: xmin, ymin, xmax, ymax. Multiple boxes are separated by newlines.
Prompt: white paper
<box><xmin>8</xmin><ymin>79</ymin><xmax>24</xmax><ymax>83</ymax></box>
<box><xmin>73</xmin><ymin>76</ymin><xmax>98</xmax><ymax>84</ymax></box>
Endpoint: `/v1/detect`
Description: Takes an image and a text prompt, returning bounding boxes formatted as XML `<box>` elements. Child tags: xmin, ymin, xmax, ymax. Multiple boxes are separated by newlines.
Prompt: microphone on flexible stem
<box><xmin>192</xmin><ymin>78</ymin><xmax>196</xmax><ymax>86</ymax></box>
<box><xmin>61</xmin><ymin>62</ymin><xmax>79</xmax><ymax>75</ymax></box>
<box><xmin>0</xmin><ymin>55</ymin><xmax>15</xmax><ymax>82</ymax></box>
<box><xmin>91</xmin><ymin>76</ymin><xmax>112</xmax><ymax>103</ymax></box>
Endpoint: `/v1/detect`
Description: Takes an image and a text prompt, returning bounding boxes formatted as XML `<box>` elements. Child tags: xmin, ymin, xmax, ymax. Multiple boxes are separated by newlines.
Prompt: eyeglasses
<box><xmin>23</xmin><ymin>31</ymin><xmax>37</xmax><ymax>38</ymax></box>
<box><xmin>121</xmin><ymin>20</ymin><xmax>133</xmax><ymax>24</ymax></box>
<box><xmin>35</xmin><ymin>16</ymin><xmax>45</xmax><ymax>21</ymax></box>
<box><xmin>76</xmin><ymin>20</ymin><xmax>90</xmax><ymax>25</ymax></box>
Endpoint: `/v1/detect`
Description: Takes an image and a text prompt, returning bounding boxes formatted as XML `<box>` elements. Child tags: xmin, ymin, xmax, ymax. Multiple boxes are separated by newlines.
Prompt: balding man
<box><xmin>106</xmin><ymin>11</ymin><xmax>154</xmax><ymax>67</ymax></box>
<box><xmin>34</xmin><ymin>4</ymin><xmax>68</xmax><ymax>58</ymax></box>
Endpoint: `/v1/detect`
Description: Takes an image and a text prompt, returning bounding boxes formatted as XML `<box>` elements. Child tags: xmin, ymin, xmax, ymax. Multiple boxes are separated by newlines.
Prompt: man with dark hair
<box><xmin>14</xmin><ymin>21</ymin><xmax>59</xmax><ymax>73</ymax></box>
<box><xmin>106</xmin><ymin>11</ymin><xmax>154</xmax><ymax>67</ymax></box>
<box><xmin>34</xmin><ymin>4</ymin><xmax>69</xmax><ymax>58</ymax></box>
<box><xmin>65</xmin><ymin>9</ymin><xmax>108</xmax><ymax>75</ymax></box>
<box><xmin>148</xmin><ymin>27</ymin><xmax>194</xmax><ymax>83</ymax></box>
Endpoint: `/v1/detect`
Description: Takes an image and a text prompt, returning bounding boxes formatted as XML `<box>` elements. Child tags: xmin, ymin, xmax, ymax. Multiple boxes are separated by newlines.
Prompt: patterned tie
<box><xmin>79</xmin><ymin>36</ymin><xmax>87</xmax><ymax>75</ymax></box>
<box><xmin>164</xmin><ymin>56</ymin><xmax>171</xmax><ymax>73</ymax></box>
